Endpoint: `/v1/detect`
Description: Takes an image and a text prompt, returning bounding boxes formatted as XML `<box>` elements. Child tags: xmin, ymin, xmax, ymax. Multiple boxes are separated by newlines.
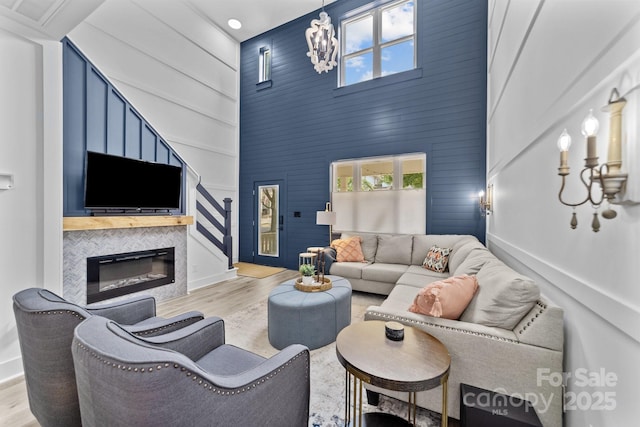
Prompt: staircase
<box><xmin>62</xmin><ymin>38</ymin><xmax>236</xmax><ymax>285</ymax></box>
<box><xmin>195</xmin><ymin>182</ymin><xmax>233</xmax><ymax>270</ymax></box>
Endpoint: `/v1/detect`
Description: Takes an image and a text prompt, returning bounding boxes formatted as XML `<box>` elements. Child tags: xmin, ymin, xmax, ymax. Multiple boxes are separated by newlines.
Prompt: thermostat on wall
<box><xmin>0</xmin><ymin>173</ymin><xmax>14</xmax><ymax>190</ymax></box>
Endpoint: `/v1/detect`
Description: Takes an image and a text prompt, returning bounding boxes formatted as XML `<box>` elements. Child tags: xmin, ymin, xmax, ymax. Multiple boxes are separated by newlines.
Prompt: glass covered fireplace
<box><xmin>86</xmin><ymin>247</ymin><xmax>175</xmax><ymax>304</ymax></box>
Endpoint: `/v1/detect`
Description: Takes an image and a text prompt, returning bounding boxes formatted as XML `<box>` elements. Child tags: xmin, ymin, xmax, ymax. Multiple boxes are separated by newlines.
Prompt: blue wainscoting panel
<box><xmin>169</xmin><ymin>153</ymin><xmax>181</xmax><ymax>167</ymax></box>
<box><xmin>86</xmin><ymin>70</ymin><xmax>107</xmax><ymax>153</ymax></box>
<box><xmin>125</xmin><ymin>109</ymin><xmax>141</xmax><ymax>159</ymax></box>
<box><xmin>156</xmin><ymin>143</ymin><xmax>169</xmax><ymax>165</ymax></box>
<box><xmin>238</xmin><ymin>0</ymin><xmax>488</xmax><ymax>269</ymax></box>
<box><xmin>62</xmin><ymin>42</ymin><xmax>87</xmax><ymax>216</ymax></box>
<box><xmin>62</xmin><ymin>38</ymin><xmax>187</xmax><ymax>216</ymax></box>
<box><xmin>141</xmin><ymin>125</ymin><xmax>156</xmax><ymax>162</ymax></box>
<box><xmin>106</xmin><ymin>90</ymin><xmax>125</xmax><ymax>156</ymax></box>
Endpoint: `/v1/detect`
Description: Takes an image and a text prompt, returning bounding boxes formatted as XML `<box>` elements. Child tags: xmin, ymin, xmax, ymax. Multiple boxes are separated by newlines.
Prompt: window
<box><xmin>340</xmin><ymin>0</ymin><xmax>416</xmax><ymax>87</ymax></box>
<box><xmin>335</xmin><ymin>163</ymin><xmax>354</xmax><ymax>192</ymax></box>
<box><xmin>331</xmin><ymin>153</ymin><xmax>426</xmax><ymax>234</ymax></box>
<box><xmin>361</xmin><ymin>160</ymin><xmax>393</xmax><ymax>191</ymax></box>
<box><xmin>259</xmin><ymin>47</ymin><xmax>271</xmax><ymax>82</ymax></box>
<box><xmin>332</xmin><ymin>154</ymin><xmax>424</xmax><ymax>192</ymax></box>
<box><xmin>401</xmin><ymin>157</ymin><xmax>424</xmax><ymax>189</ymax></box>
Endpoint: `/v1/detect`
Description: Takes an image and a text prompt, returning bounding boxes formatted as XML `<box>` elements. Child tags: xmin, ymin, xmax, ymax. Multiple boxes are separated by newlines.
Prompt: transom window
<box><xmin>340</xmin><ymin>0</ymin><xmax>416</xmax><ymax>87</ymax></box>
<box><xmin>332</xmin><ymin>153</ymin><xmax>425</xmax><ymax>193</ymax></box>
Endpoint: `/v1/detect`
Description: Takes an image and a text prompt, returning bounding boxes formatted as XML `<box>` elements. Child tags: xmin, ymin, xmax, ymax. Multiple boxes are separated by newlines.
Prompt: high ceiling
<box><xmin>190</xmin><ymin>0</ymin><xmax>337</xmax><ymax>42</ymax></box>
<box><xmin>0</xmin><ymin>0</ymin><xmax>337</xmax><ymax>42</ymax></box>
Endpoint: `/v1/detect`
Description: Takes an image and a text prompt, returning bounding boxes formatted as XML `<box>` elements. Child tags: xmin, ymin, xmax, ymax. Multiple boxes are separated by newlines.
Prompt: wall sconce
<box><xmin>557</xmin><ymin>88</ymin><xmax>628</xmax><ymax>232</ymax></box>
<box><xmin>305</xmin><ymin>0</ymin><xmax>338</xmax><ymax>74</ymax></box>
<box><xmin>479</xmin><ymin>185</ymin><xmax>493</xmax><ymax>216</ymax></box>
<box><xmin>316</xmin><ymin>202</ymin><xmax>337</xmax><ymax>244</ymax></box>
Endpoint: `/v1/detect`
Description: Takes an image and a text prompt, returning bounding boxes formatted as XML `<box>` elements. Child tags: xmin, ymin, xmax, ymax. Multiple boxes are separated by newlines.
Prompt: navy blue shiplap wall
<box><xmin>239</xmin><ymin>0</ymin><xmax>487</xmax><ymax>269</ymax></box>
<box><xmin>62</xmin><ymin>38</ymin><xmax>186</xmax><ymax>216</ymax></box>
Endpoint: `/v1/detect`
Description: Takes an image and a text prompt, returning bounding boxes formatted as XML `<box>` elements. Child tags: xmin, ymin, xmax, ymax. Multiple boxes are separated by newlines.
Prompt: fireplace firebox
<box><xmin>87</xmin><ymin>247</ymin><xmax>175</xmax><ymax>304</ymax></box>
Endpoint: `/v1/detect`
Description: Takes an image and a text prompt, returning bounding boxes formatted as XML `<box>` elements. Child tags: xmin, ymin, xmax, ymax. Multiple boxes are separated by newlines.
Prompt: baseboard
<box><xmin>188</xmin><ymin>268</ymin><xmax>237</xmax><ymax>292</ymax></box>
<box><xmin>0</xmin><ymin>356</ymin><xmax>24</xmax><ymax>385</ymax></box>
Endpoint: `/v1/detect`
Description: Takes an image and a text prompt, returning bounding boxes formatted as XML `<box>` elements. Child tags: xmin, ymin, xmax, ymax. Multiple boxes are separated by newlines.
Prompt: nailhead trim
<box><xmin>27</xmin><ymin>311</ymin><xmax>202</xmax><ymax>336</ymax></box>
<box><xmin>368</xmin><ymin>312</ymin><xmax>520</xmax><ymax>344</ymax></box>
<box><xmin>75</xmin><ymin>342</ymin><xmax>309</xmax><ymax>395</ymax></box>
<box><xmin>135</xmin><ymin>317</ymin><xmax>203</xmax><ymax>336</ymax></box>
<box><xmin>31</xmin><ymin>310</ymin><xmax>86</xmax><ymax>321</ymax></box>
<box><xmin>370</xmin><ymin>300</ymin><xmax>552</xmax><ymax>339</ymax></box>
<box><xmin>518</xmin><ymin>302</ymin><xmax>548</xmax><ymax>334</ymax></box>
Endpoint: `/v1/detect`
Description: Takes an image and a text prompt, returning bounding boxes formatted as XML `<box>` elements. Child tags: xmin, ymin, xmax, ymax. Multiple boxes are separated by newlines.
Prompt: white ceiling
<box><xmin>0</xmin><ymin>0</ymin><xmax>105</xmax><ymax>39</ymax></box>
<box><xmin>0</xmin><ymin>0</ymin><xmax>337</xmax><ymax>42</ymax></box>
<box><xmin>189</xmin><ymin>0</ymin><xmax>337</xmax><ymax>42</ymax></box>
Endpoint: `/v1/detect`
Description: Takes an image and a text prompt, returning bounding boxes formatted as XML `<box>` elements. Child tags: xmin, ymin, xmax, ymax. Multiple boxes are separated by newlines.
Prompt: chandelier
<box><xmin>556</xmin><ymin>88</ymin><xmax>628</xmax><ymax>232</ymax></box>
<box><xmin>305</xmin><ymin>1</ymin><xmax>338</xmax><ymax>74</ymax></box>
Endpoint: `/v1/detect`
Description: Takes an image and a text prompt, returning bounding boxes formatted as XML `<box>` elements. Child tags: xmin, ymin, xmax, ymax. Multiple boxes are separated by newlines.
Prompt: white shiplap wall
<box><xmin>487</xmin><ymin>1</ymin><xmax>640</xmax><ymax>426</ymax></box>
<box><xmin>68</xmin><ymin>0</ymin><xmax>240</xmax><ymax>289</ymax></box>
<box><xmin>0</xmin><ymin>29</ymin><xmax>64</xmax><ymax>382</ymax></box>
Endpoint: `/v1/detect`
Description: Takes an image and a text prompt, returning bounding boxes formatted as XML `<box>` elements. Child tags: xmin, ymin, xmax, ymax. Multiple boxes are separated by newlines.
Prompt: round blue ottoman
<box><xmin>268</xmin><ymin>275</ymin><xmax>352</xmax><ymax>350</ymax></box>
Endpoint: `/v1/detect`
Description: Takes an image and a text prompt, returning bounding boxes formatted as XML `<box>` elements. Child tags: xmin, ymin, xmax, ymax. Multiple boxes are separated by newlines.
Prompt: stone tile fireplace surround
<box><xmin>63</xmin><ymin>217</ymin><xmax>191</xmax><ymax>305</ymax></box>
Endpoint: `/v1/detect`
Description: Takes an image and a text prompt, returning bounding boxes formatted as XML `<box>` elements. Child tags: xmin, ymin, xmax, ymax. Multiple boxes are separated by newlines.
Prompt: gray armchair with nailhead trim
<box><xmin>12</xmin><ymin>288</ymin><xmax>204</xmax><ymax>427</ymax></box>
<box><xmin>72</xmin><ymin>315</ymin><xmax>310</xmax><ymax>427</ymax></box>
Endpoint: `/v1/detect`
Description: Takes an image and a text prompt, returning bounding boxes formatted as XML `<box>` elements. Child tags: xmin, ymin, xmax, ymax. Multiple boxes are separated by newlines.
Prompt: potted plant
<box><xmin>299</xmin><ymin>264</ymin><xmax>315</xmax><ymax>285</ymax></box>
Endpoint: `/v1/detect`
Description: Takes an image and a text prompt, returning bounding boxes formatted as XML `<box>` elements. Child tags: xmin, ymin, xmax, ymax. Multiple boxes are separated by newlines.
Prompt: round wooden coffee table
<box><xmin>336</xmin><ymin>320</ymin><xmax>450</xmax><ymax>427</ymax></box>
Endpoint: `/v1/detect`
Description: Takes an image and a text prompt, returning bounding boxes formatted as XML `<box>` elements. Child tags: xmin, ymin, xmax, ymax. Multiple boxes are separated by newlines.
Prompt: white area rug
<box><xmin>222</xmin><ymin>291</ymin><xmax>442</xmax><ymax>427</ymax></box>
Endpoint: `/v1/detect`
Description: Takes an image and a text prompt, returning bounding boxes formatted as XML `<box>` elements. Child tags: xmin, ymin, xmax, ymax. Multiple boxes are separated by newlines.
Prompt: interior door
<box><xmin>253</xmin><ymin>180</ymin><xmax>286</xmax><ymax>266</ymax></box>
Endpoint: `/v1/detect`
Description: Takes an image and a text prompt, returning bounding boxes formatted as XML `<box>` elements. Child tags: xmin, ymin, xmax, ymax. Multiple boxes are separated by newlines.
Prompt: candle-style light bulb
<box><xmin>557</xmin><ymin>129</ymin><xmax>572</xmax><ymax>152</ymax></box>
<box><xmin>557</xmin><ymin>129</ymin><xmax>571</xmax><ymax>176</ymax></box>
<box><xmin>581</xmin><ymin>109</ymin><xmax>599</xmax><ymax>137</ymax></box>
<box><xmin>581</xmin><ymin>109</ymin><xmax>599</xmax><ymax>167</ymax></box>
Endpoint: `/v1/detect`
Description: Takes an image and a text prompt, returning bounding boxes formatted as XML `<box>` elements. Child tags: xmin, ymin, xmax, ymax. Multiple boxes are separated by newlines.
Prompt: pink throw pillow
<box><xmin>408</xmin><ymin>275</ymin><xmax>478</xmax><ymax>320</ymax></box>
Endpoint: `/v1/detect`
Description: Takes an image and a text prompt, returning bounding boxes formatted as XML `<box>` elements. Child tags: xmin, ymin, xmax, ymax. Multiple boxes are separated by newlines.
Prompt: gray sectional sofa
<box><xmin>326</xmin><ymin>232</ymin><xmax>564</xmax><ymax>427</ymax></box>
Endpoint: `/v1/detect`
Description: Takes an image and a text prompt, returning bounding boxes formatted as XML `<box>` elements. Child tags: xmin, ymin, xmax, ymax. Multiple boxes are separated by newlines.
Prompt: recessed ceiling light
<box><xmin>228</xmin><ymin>19</ymin><xmax>242</xmax><ymax>30</ymax></box>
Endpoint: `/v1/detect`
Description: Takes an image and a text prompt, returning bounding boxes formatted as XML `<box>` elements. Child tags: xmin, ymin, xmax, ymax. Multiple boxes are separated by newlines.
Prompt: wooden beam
<box><xmin>63</xmin><ymin>216</ymin><xmax>194</xmax><ymax>231</ymax></box>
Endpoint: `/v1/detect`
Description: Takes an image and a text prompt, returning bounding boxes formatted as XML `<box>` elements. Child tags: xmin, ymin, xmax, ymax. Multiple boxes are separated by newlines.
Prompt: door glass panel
<box><xmin>258</xmin><ymin>185</ymin><xmax>279</xmax><ymax>256</ymax></box>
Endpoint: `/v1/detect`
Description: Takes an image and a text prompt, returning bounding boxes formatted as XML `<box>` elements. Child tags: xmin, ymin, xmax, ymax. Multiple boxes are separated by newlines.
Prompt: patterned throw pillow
<box><xmin>408</xmin><ymin>275</ymin><xmax>478</xmax><ymax>319</ymax></box>
<box><xmin>331</xmin><ymin>236</ymin><xmax>365</xmax><ymax>262</ymax></box>
<box><xmin>422</xmin><ymin>245</ymin><xmax>452</xmax><ymax>273</ymax></box>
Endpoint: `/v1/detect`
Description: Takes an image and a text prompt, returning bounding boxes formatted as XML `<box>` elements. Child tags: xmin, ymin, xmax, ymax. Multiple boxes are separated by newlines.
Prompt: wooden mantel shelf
<box><xmin>63</xmin><ymin>215</ymin><xmax>194</xmax><ymax>231</ymax></box>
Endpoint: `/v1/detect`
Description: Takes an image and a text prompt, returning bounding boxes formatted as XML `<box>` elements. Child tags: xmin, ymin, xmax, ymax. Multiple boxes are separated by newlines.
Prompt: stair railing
<box><xmin>195</xmin><ymin>182</ymin><xmax>233</xmax><ymax>270</ymax></box>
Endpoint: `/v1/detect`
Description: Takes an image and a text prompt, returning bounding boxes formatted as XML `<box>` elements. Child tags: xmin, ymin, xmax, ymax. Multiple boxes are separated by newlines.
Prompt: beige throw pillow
<box><xmin>375</xmin><ymin>235</ymin><xmax>413</xmax><ymax>265</ymax></box>
<box><xmin>459</xmin><ymin>260</ymin><xmax>540</xmax><ymax>330</ymax></box>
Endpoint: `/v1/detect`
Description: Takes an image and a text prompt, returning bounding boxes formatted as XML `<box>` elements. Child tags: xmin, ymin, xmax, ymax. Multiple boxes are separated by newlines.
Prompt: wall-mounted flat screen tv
<box><xmin>84</xmin><ymin>151</ymin><xmax>182</xmax><ymax>212</ymax></box>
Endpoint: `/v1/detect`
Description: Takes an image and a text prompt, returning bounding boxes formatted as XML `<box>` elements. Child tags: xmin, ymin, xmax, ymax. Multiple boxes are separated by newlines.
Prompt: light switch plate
<box><xmin>0</xmin><ymin>173</ymin><xmax>14</xmax><ymax>190</ymax></box>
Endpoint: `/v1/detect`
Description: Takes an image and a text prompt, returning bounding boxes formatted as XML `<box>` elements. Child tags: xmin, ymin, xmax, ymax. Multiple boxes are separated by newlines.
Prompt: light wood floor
<box><xmin>0</xmin><ymin>269</ymin><xmax>298</xmax><ymax>427</ymax></box>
